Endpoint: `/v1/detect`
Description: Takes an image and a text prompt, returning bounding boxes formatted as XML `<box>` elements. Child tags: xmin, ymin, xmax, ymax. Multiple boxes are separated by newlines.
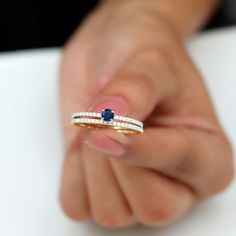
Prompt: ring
<box><xmin>71</xmin><ymin>108</ymin><xmax>143</xmax><ymax>134</ymax></box>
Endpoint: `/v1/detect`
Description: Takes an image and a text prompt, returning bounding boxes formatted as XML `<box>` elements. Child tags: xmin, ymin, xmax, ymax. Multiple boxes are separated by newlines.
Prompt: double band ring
<box><xmin>71</xmin><ymin>108</ymin><xmax>143</xmax><ymax>134</ymax></box>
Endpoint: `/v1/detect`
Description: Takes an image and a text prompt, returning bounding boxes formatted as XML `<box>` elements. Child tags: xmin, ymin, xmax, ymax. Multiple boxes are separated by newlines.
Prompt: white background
<box><xmin>0</xmin><ymin>27</ymin><xmax>235</xmax><ymax>236</ymax></box>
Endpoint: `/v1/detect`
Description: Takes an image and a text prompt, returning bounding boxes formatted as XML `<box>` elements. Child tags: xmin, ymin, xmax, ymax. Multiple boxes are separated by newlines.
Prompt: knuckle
<box><xmin>214</xmin><ymin>168</ymin><xmax>235</xmax><ymax>193</ymax></box>
<box><xmin>211</xmin><ymin>137</ymin><xmax>235</xmax><ymax>194</ymax></box>
<box><xmin>126</xmin><ymin>72</ymin><xmax>156</xmax><ymax>98</ymax></box>
<box><xmin>136</xmin><ymin>197</ymin><xmax>176</xmax><ymax>226</ymax></box>
<box><xmin>193</xmin><ymin>134</ymin><xmax>235</xmax><ymax>198</ymax></box>
<box><xmin>140</xmin><ymin>46</ymin><xmax>170</xmax><ymax>70</ymax></box>
<box><xmin>94</xmin><ymin>207</ymin><xmax>133</xmax><ymax>229</ymax></box>
<box><xmin>116</xmin><ymin>71</ymin><xmax>158</xmax><ymax>108</ymax></box>
<box><xmin>60</xmin><ymin>197</ymin><xmax>90</xmax><ymax>221</ymax></box>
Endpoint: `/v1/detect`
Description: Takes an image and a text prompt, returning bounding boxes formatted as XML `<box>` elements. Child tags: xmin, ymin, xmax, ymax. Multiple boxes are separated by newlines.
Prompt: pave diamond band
<box><xmin>72</xmin><ymin>112</ymin><xmax>143</xmax><ymax>127</ymax></box>
<box><xmin>71</xmin><ymin>109</ymin><xmax>143</xmax><ymax>134</ymax></box>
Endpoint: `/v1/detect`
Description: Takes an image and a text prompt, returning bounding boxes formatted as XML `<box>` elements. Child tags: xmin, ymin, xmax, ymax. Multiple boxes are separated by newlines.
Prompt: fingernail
<box><xmin>84</xmin><ymin>129</ymin><xmax>129</xmax><ymax>156</ymax></box>
<box><xmin>88</xmin><ymin>96</ymin><xmax>129</xmax><ymax>115</ymax></box>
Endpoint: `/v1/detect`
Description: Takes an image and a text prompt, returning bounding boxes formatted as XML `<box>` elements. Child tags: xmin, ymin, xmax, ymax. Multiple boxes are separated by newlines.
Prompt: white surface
<box><xmin>0</xmin><ymin>27</ymin><xmax>236</xmax><ymax>236</ymax></box>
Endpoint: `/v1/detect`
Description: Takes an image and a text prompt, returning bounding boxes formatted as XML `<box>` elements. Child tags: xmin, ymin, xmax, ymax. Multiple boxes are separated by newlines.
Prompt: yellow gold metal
<box><xmin>72</xmin><ymin>122</ymin><xmax>142</xmax><ymax>135</ymax></box>
<box><xmin>71</xmin><ymin>110</ymin><xmax>144</xmax><ymax>135</ymax></box>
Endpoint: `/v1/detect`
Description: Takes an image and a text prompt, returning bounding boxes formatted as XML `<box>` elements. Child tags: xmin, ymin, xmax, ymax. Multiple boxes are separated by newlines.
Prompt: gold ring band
<box><xmin>71</xmin><ymin>109</ymin><xmax>143</xmax><ymax>135</ymax></box>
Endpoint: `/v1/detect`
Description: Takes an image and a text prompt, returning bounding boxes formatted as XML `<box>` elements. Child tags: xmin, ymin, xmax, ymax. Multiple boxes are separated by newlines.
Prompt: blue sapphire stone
<box><xmin>101</xmin><ymin>109</ymin><xmax>114</xmax><ymax>122</ymax></box>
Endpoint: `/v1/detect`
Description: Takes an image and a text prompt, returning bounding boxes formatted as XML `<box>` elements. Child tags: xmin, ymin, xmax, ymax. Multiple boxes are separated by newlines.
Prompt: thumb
<box><xmin>84</xmin><ymin>50</ymin><xmax>178</xmax><ymax>155</ymax></box>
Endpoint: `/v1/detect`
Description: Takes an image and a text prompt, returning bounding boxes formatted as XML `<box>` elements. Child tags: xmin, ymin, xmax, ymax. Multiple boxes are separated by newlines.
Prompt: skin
<box><xmin>59</xmin><ymin>0</ymin><xmax>235</xmax><ymax>229</ymax></box>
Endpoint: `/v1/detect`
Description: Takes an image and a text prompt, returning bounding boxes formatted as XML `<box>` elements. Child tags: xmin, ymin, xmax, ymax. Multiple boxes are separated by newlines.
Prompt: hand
<box><xmin>59</xmin><ymin>0</ymin><xmax>234</xmax><ymax>229</ymax></box>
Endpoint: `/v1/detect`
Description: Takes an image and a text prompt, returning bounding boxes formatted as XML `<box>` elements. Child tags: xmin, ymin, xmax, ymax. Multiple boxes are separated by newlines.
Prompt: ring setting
<box><xmin>71</xmin><ymin>108</ymin><xmax>143</xmax><ymax>134</ymax></box>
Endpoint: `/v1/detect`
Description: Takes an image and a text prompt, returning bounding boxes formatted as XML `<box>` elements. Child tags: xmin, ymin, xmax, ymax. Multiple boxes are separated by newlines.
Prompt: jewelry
<box><xmin>71</xmin><ymin>108</ymin><xmax>143</xmax><ymax>134</ymax></box>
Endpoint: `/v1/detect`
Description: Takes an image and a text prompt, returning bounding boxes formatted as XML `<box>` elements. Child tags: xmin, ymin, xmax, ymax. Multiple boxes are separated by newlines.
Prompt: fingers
<box><xmin>60</xmin><ymin>143</ymin><xmax>91</xmax><ymax>221</ymax></box>
<box><xmin>110</xmin><ymin>159</ymin><xmax>196</xmax><ymax>226</ymax></box>
<box><xmin>60</xmin><ymin>42</ymin><xmax>93</xmax><ymax>149</ymax></box>
<box><xmin>85</xmin><ymin>126</ymin><xmax>233</xmax><ymax>198</ymax></box>
<box><xmin>82</xmin><ymin>144</ymin><xmax>136</xmax><ymax>229</ymax></box>
<box><xmin>124</xmin><ymin>127</ymin><xmax>233</xmax><ymax>197</ymax></box>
